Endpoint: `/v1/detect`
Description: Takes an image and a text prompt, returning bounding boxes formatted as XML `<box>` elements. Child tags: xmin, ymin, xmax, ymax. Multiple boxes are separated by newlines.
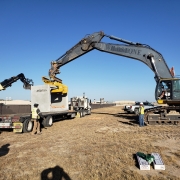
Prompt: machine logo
<box><xmin>36</xmin><ymin>89</ymin><xmax>47</xmax><ymax>92</ymax></box>
<box><xmin>106</xmin><ymin>44</ymin><xmax>141</xmax><ymax>55</ymax></box>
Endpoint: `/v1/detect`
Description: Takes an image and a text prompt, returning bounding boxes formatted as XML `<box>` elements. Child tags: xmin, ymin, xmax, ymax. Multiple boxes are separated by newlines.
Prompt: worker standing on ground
<box><xmin>31</xmin><ymin>103</ymin><xmax>42</xmax><ymax>135</ymax></box>
<box><xmin>139</xmin><ymin>102</ymin><xmax>145</xmax><ymax>127</ymax></box>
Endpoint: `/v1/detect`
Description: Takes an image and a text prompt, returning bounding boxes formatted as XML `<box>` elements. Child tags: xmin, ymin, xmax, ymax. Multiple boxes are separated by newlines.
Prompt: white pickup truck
<box><xmin>126</xmin><ymin>101</ymin><xmax>158</xmax><ymax>115</ymax></box>
<box><xmin>123</xmin><ymin>102</ymin><xmax>139</xmax><ymax>112</ymax></box>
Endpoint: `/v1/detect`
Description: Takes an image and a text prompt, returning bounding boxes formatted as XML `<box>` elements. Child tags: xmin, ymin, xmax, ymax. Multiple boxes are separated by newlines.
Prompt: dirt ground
<box><xmin>0</xmin><ymin>106</ymin><xmax>180</xmax><ymax>180</ymax></box>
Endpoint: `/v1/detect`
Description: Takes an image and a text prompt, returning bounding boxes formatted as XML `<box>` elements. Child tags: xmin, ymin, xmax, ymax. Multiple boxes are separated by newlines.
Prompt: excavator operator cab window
<box><xmin>156</xmin><ymin>80</ymin><xmax>172</xmax><ymax>100</ymax></box>
<box><xmin>156</xmin><ymin>78</ymin><xmax>180</xmax><ymax>100</ymax></box>
<box><xmin>172</xmin><ymin>79</ymin><xmax>180</xmax><ymax>99</ymax></box>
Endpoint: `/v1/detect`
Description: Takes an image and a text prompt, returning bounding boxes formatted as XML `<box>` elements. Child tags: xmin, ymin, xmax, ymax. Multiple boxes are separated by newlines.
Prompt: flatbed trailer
<box><xmin>0</xmin><ymin>112</ymin><xmax>31</xmax><ymax>133</ymax></box>
<box><xmin>41</xmin><ymin>110</ymin><xmax>77</xmax><ymax>127</ymax></box>
<box><xmin>0</xmin><ymin>104</ymin><xmax>77</xmax><ymax>133</ymax></box>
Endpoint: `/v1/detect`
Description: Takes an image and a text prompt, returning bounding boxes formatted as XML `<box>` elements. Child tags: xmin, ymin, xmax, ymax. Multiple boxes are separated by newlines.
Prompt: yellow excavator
<box><xmin>44</xmin><ymin>31</ymin><xmax>180</xmax><ymax>125</ymax></box>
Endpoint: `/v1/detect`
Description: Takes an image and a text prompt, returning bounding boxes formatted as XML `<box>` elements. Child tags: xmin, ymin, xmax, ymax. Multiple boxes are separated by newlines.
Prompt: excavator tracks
<box><xmin>144</xmin><ymin>106</ymin><xmax>180</xmax><ymax>125</ymax></box>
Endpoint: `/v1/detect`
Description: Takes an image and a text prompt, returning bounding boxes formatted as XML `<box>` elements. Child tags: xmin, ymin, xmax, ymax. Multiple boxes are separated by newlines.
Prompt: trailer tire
<box><xmin>87</xmin><ymin>109</ymin><xmax>91</xmax><ymax>115</ymax></box>
<box><xmin>23</xmin><ymin>119</ymin><xmax>33</xmax><ymax>133</ymax></box>
<box><xmin>44</xmin><ymin>116</ymin><xmax>53</xmax><ymax>127</ymax></box>
<box><xmin>79</xmin><ymin>110</ymin><xmax>83</xmax><ymax>118</ymax></box>
<box><xmin>42</xmin><ymin>118</ymin><xmax>46</xmax><ymax>127</ymax></box>
<box><xmin>82</xmin><ymin>109</ymin><xmax>85</xmax><ymax>117</ymax></box>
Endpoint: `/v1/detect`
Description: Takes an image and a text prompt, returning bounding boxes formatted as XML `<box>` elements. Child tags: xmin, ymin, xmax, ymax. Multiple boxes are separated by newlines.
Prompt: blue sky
<box><xmin>0</xmin><ymin>0</ymin><xmax>180</xmax><ymax>102</ymax></box>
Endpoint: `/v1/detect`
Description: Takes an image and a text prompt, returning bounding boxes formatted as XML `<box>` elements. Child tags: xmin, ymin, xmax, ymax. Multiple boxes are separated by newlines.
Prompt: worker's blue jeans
<box><xmin>139</xmin><ymin>114</ymin><xmax>144</xmax><ymax>127</ymax></box>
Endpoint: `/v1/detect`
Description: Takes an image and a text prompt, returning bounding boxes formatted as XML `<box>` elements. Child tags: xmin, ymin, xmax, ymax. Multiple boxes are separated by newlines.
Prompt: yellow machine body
<box><xmin>42</xmin><ymin>76</ymin><xmax>68</xmax><ymax>94</ymax></box>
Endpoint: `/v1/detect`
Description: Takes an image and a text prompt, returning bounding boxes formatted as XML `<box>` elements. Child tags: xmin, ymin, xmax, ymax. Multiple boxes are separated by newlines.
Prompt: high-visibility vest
<box><xmin>32</xmin><ymin>108</ymin><xmax>40</xmax><ymax>119</ymax></box>
<box><xmin>139</xmin><ymin>106</ymin><xmax>144</xmax><ymax>114</ymax></box>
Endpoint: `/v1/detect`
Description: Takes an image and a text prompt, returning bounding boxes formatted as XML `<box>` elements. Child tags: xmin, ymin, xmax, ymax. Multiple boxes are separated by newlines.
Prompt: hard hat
<box><xmin>34</xmin><ymin>103</ymin><xmax>39</xmax><ymax>107</ymax></box>
<box><xmin>140</xmin><ymin>102</ymin><xmax>143</xmax><ymax>105</ymax></box>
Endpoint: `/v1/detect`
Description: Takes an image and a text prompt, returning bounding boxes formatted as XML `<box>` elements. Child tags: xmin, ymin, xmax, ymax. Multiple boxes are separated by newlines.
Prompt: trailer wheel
<box><xmin>79</xmin><ymin>110</ymin><xmax>83</xmax><ymax>118</ymax></box>
<box><xmin>42</xmin><ymin>118</ymin><xmax>46</xmax><ymax>127</ymax></box>
<box><xmin>87</xmin><ymin>109</ymin><xmax>91</xmax><ymax>115</ymax></box>
<box><xmin>23</xmin><ymin>119</ymin><xmax>33</xmax><ymax>133</ymax></box>
<box><xmin>44</xmin><ymin>116</ymin><xmax>53</xmax><ymax>127</ymax></box>
<box><xmin>82</xmin><ymin>109</ymin><xmax>85</xmax><ymax>117</ymax></box>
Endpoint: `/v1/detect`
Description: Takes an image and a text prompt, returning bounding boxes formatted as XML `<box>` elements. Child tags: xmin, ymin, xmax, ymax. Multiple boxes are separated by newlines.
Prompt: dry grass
<box><xmin>0</xmin><ymin>106</ymin><xmax>180</xmax><ymax>180</ymax></box>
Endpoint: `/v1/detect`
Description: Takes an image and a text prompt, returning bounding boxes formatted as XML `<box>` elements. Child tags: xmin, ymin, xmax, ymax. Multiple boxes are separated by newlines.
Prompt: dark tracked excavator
<box><xmin>0</xmin><ymin>73</ymin><xmax>34</xmax><ymax>91</ymax></box>
<box><xmin>47</xmin><ymin>31</ymin><xmax>180</xmax><ymax>125</ymax></box>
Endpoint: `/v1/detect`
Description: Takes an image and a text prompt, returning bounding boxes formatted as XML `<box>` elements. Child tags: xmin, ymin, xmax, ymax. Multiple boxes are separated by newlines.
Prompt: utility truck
<box><xmin>70</xmin><ymin>93</ymin><xmax>91</xmax><ymax>117</ymax></box>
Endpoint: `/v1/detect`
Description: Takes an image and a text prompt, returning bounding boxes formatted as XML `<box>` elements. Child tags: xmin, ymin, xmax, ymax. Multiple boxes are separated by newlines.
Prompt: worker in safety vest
<box><xmin>31</xmin><ymin>103</ymin><xmax>42</xmax><ymax>135</ymax></box>
<box><xmin>138</xmin><ymin>102</ymin><xmax>145</xmax><ymax>127</ymax></box>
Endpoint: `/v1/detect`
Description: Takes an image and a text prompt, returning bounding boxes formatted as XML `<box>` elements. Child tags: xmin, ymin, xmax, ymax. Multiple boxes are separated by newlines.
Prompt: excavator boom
<box><xmin>0</xmin><ymin>73</ymin><xmax>34</xmax><ymax>91</ymax></box>
<box><xmin>49</xmin><ymin>31</ymin><xmax>173</xmax><ymax>82</ymax></box>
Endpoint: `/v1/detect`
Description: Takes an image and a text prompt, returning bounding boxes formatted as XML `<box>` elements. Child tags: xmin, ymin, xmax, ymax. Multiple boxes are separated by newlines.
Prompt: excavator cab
<box><xmin>155</xmin><ymin>78</ymin><xmax>180</xmax><ymax>105</ymax></box>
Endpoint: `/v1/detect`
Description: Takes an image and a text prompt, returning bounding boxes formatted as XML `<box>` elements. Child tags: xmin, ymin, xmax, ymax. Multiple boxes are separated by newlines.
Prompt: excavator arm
<box><xmin>49</xmin><ymin>31</ymin><xmax>173</xmax><ymax>82</ymax></box>
<box><xmin>0</xmin><ymin>73</ymin><xmax>34</xmax><ymax>91</ymax></box>
<box><xmin>49</xmin><ymin>31</ymin><xmax>104</xmax><ymax>82</ymax></box>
